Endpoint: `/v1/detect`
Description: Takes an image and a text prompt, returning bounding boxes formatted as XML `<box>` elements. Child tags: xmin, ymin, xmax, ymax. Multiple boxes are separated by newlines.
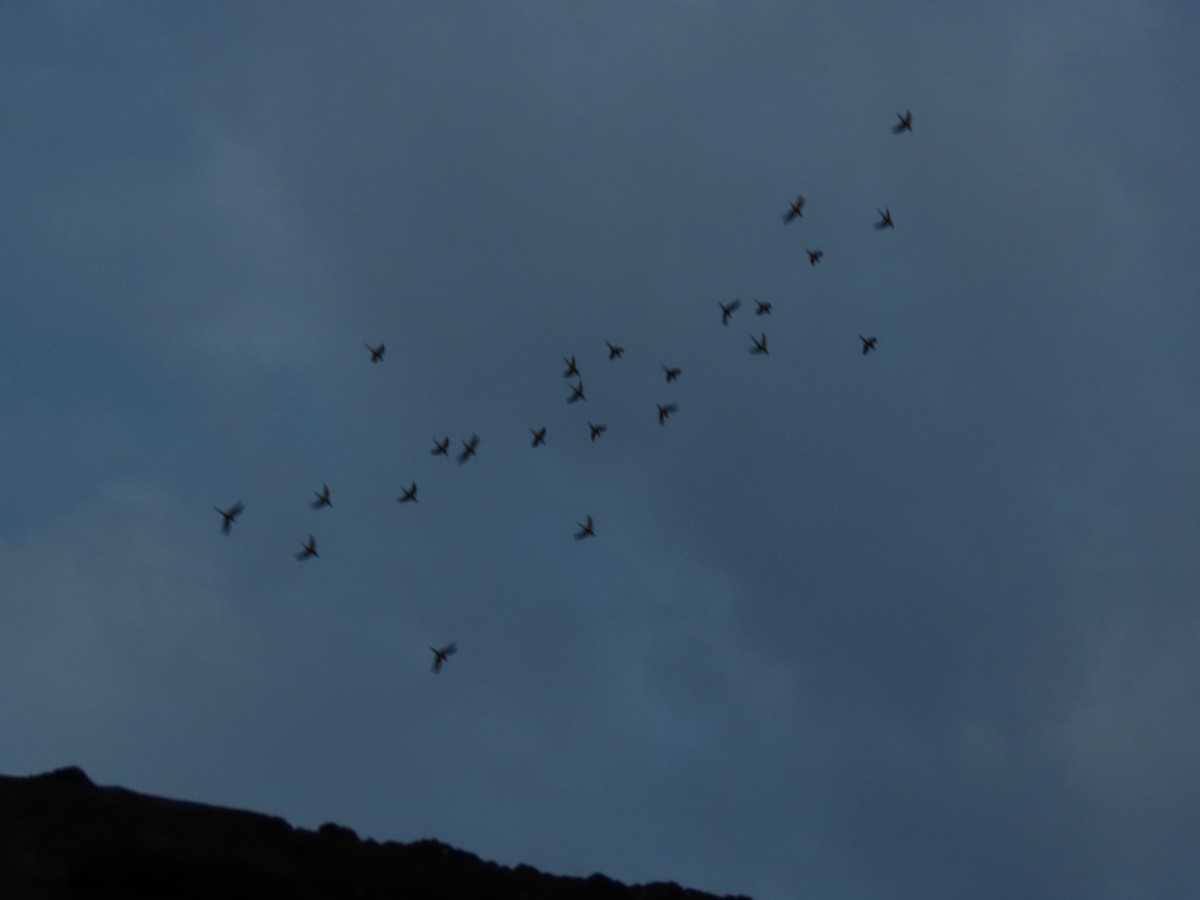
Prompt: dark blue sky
<box><xmin>2</xmin><ymin>4</ymin><xmax>1199</xmax><ymax>899</ymax></box>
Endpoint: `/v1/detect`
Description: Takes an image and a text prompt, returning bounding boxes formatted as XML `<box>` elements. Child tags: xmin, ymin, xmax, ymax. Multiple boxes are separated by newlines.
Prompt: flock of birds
<box><xmin>213</xmin><ymin>109</ymin><xmax>914</xmax><ymax>673</ymax></box>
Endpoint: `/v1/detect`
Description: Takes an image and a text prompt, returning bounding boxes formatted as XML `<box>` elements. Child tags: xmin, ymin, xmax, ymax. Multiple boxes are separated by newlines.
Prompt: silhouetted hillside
<box><xmin>0</xmin><ymin>768</ymin><xmax>752</xmax><ymax>899</ymax></box>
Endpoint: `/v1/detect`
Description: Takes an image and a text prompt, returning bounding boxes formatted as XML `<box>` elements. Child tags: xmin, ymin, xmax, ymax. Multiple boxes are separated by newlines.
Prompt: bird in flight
<box><xmin>750</xmin><ymin>333</ymin><xmax>769</xmax><ymax>355</ymax></box>
<box><xmin>398</xmin><ymin>482</ymin><xmax>418</xmax><ymax>503</ymax></box>
<box><xmin>782</xmin><ymin>194</ymin><xmax>805</xmax><ymax>222</ymax></box>
<box><xmin>875</xmin><ymin>207</ymin><xmax>894</xmax><ymax>229</ymax></box>
<box><xmin>719</xmin><ymin>299</ymin><xmax>742</xmax><ymax>325</ymax></box>
<box><xmin>807</xmin><ymin>249</ymin><xmax>824</xmax><ymax>266</ymax></box>
<box><xmin>431</xmin><ymin>436</ymin><xmax>450</xmax><ymax>456</ymax></box>
<box><xmin>563</xmin><ymin>355</ymin><xmax>580</xmax><ymax>379</ymax></box>
<box><xmin>214</xmin><ymin>502</ymin><xmax>244</xmax><ymax>535</ymax></box>
<box><xmin>605</xmin><ymin>340</ymin><xmax>625</xmax><ymax>360</ymax></box>
<box><xmin>663</xmin><ymin>365</ymin><xmax>681</xmax><ymax>383</ymax></box>
<box><xmin>575</xmin><ymin>515</ymin><xmax>595</xmax><ymax>539</ymax></box>
<box><xmin>657</xmin><ymin>402</ymin><xmax>678</xmax><ymax>426</ymax></box>
<box><xmin>296</xmin><ymin>534</ymin><xmax>318</xmax><ymax>560</ymax></box>
<box><xmin>364</xmin><ymin>343</ymin><xmax>385</xmax><ymax>363</ymax></box>
<box><xmin>893</xmin><ymin>110</ymin><xmax>913</xmax><ymax>133</ymax></box>
<box><xmin>567</xmin><ymin>381</ymin><xmax>586</xmax><ymax>403</ymax></box>
<box><xmin>458</xmin><ymin>434</ymin><xmax>480</xmax><ymax>464</ymax></box>
<box><xmin>859</xmin><ymin>334</ymin><xmax>878</xmax><ymax>355</ymax></box>
<box><xmin>311</xmin><ymin>484</ymin><xmax>332</xmax><ymax>509</ymax></box>
<box><xmin>589</xmin><ymin>422</ymin><xmax>607</xmax><ymax>442</ymax></box>
<box><xmin>530</xmin><ymin>426</ymin><xmax>546</xmax><ymax>447</ymax></box>
<box><xmin>430</xmin><ymin>643</ymin><xmax>457</xmax><ymax>674</ymax></box>
<box><xmin>754</xmin><ymin>300</ymin><xmax>772</xmax><ymax>316</ymax></box>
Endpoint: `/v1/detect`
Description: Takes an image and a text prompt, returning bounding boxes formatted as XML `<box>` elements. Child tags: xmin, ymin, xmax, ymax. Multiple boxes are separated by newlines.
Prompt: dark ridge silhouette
<box><xmin>0</xmin><ymin>768</ymin><xmax>751</xmax><ymax>899</ymax></box>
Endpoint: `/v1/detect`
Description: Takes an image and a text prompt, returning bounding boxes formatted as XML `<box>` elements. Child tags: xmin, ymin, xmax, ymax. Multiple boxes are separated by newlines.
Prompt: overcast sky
<box><xmin>3</xmin><ymin>3</ymin><xmax>1200</xmax><ymax>899</ymax></box>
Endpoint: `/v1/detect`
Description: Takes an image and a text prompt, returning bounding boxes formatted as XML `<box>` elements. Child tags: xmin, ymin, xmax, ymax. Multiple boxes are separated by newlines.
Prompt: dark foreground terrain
<box><xmin>0</xmin><ymin>768</ymin><xmax>751</xmax><ymax>899</ymax></box>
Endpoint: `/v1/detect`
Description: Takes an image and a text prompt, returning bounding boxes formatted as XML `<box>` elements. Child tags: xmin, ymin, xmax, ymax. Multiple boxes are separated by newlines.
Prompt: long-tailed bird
<box><xmin>567</xmin><ymin>381</ymin><xmax>586</xmax><ymax>403</ymax></box>
<box><xmin>875</xmin><ymin>207</ymin><xmax>894</xmax><ymax>229</ymax></box>
<box><xmin>605</xmin><ymin>340</ymin><xmax>625</xmax><ymax>360</ymax></box>
<box><xmin>458</xmin><ymin>434</ymin><xmax>480</xmax><ymax>464</ymax></box>
<box><xmin>563</xmin><ymin>354</ymin><xmax>580</xmax><ymax>378</ymax></box>
<box><xmin>311</xmin><ymin>484</ymin><xmax>332</xmax><ymax>509</ymax></box>
<box><xmin>430</xmin><ymin>643</ymin><xmax>457</xmax><ymax>674</ymax></box>
<box><xmin>755</xmin><ymin>300</ymin><xmax>772</xmax><ymax>316</ymax></box>
<box><xmin>893</xmin><ymin>110</ymin><xmax>913</xmax><ymax>133</ymax></box>
<box><xmin>296</xmin><ymin>534</ymin><xmax>318</xmax><ymax>560</ymax></box>
<box><xmin>657</xmin><ymin>402</ymin><xmax>678</xmax><ymax>425</ymax></box>
<box><xmin>575</xmin><ymin>515</ymin><xmax>595</xmax><ymax>540</ymax></box>
<box><xmin>214</xmin><ymin>502</ymin><xmax>244</xmax><ymax>535</ymax></box>
<box><xmin>750</xmin><ymin>333</ymin><xmax>769</xmax><ymax>355</ymax></box>
<box><xmin>589</xmin><ymin>422</ymin><xmax>607</xmax><ymax>442</ymax></box>
<box><xmin>782</xmin><ymin>194</ymin><xmax>805</xmax><ymax>222</ymax></box>
<box><xmin>807</xmin><ymin>249</ymin><xmax>824</xmax><ymax>266</ymax></box>
<box><xmin>720</xmin><ymin>299</ymin><xmax>742</xmax><ymax>325</ymax></box>
<box><xmin>859</xmin><ymin>334</ymin><xmax>878</xmax><ymax>355</ymax></box>
<box><xmin>364</xmin><ymin>343</ymin><xmax>385</xmax><ymax>363</ymax></box>
<box><xmin>398</xmin><ymin>482</ymin><xmax>418</xmax><ymax>503</ymax></box>
<box><xmin>663</xmin><ymin>365</ymin><xmax>681</xmax><ymax>383</ymax></box>
<box><xmin>431</xmin><ymin>436</ymin><xmax>450</xmax><ymax>456</ymax></box>
<box><xmin>531</xmin><ymin>426</ymin><xmax>546</xmax><ymax>447</ymax></box>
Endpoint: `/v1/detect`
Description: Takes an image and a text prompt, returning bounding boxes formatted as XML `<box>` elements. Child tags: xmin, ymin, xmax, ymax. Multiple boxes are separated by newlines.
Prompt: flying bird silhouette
<box><xmin>530</xmin><ymin>426</ymin><xmax>546</xmax><ymax>447</ymax></box>
<box><xmin>430</xmin><ymin>643</ymin><xmax>457</xmax><ymax>673</ymax></box>
<box><xmin>754</xmin><ymin>300</ymin><xmax>772</xmax><ymax>316</ymax></box>
<box><xmin>719</xmin><ymin>299</ymin><xmax>742</xmax><ymax>325</ymax></box>
<box><xmin>431</xmin><ymin>436</ymin><xmax>450</xmax><ymax>456</ymax></box>
<box><xmin>567</xmin><ymin>381</ymin><xmax>586</xmax><ymax>403</ymax></box>
<box><xmin>893</xmin><ymin>110</ymin><xmax>913</xmax><ymax>133</ymax></box>
<box><xmin>575</xmin><ymin>515</ymin><xmax>595</xmax><ymax>539</ymax></box>
<box><xmin>657</xmin><ymin>402</ymin><xmax>678</xmax><ymax>425</ymax></box>
<box><xmin>663</xmin><ymin>365</ymin><xmax>681</xmax><ymax>383</ymax></box>
<box><xmin>457</xmin><ymin>434</ymin><xmax>480</xmax><ymax>464</ymax></box>
<box><xmin>296</xmin><ymin>534</ymin><xmax>318</xmax><ymax>560</ymax></box>
<box><xmin>398</xmin><ymin>482</ymin><xmax>418</xmax><ymax>503</ymax></box>
<box><xmin>807</xmin><ymin>249</ymin><xmax>824</xmax><ymax>266</ymax></box>
<box><xmin>214</xmin><ymin>502</ymin><xmax>244</xmax><ymax>535</ymax></box>
<box><xmin>364</xmin><ymin>343</ymin><xmax>385</xmax><ymax>363</ymax></box>
<box><xmin>563</xmin><ymin>355</ymin><xmax>580</xmax><ymax>379</ymax></box>
<box><xmin>782</xmin><ymin>194</ymin><xmax>805</xmax><ymax>222</ymax></box>
<box><xmin>750</xmin><ymin>333</ymin><xmax>769</xmax><ymax>355</ymax></box>
<box><xmin>875</xmin><ymin>207</ymin><xmax>894</xmax><ymax>229</ymax></box>
<box><xmin>605</xmin><ymin>340</ymin><xmax>625</xmax><ymax>360</ymax></box>
<box><xmin>310</xmin><ymin>484</ymin><xmax>332</xmax><ymax>509</ymax></box>
<box><xmin>859</xmin><ymin>334</ymin><xmax>878</xmax><ymax>355</ymax></box>
<box><xmin>589</xmin><ymin>422</ymin><xmax>607</xmax><ymax>442</ymax></box>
